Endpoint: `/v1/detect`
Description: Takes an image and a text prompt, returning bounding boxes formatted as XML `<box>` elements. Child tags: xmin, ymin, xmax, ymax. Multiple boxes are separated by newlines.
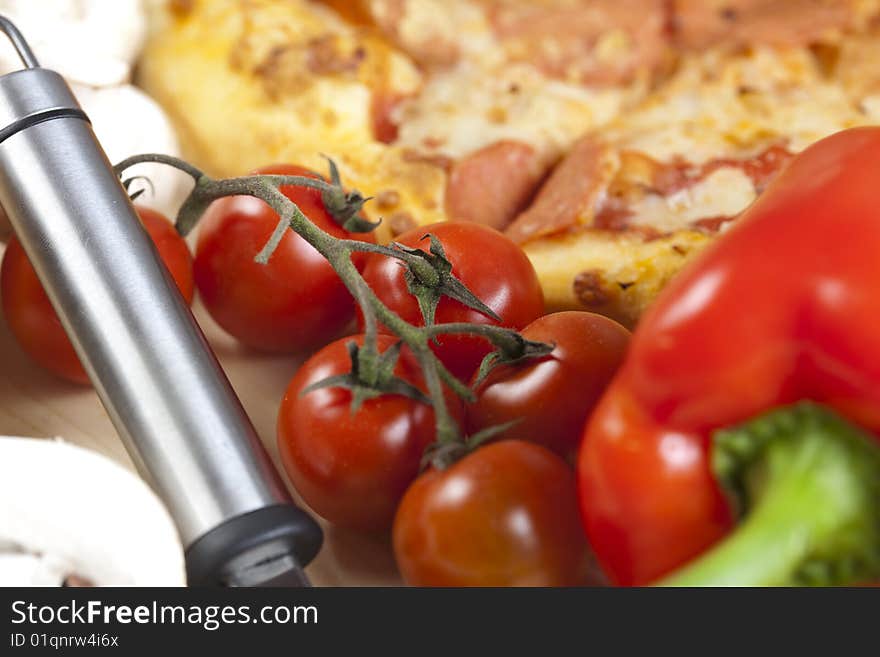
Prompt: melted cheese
<box><xmin>391</xmin><ymin>0</ymin><xmax>493</xmax><ymax>58</ymax></box>
<box><xmin>607</xmin><ymin>48</ymin><xmax>872</xmax><ymax>164</ymax></box>
<box><xmin>141</xmin><ymin>0</ymin><xmax>422</xmax><ymax>176</ymax></box>
<box><xmin>394</xmin><ymin>62</ymin><xmax>631</xmax><ymax>163</ymax></box>
<box><xmin>629</xmin><ymin>167</ymin><xmax>757</xmax><ymax>233</ymax></box>
<box><xmin>140</xmin><ymin>0</ymin><xmax>880</xmax><ymax>326</ymax></box>
<box><xmin>862</xmin><ymin>94</ymin><xmax>880</xmax><ymax>120</ymax></box>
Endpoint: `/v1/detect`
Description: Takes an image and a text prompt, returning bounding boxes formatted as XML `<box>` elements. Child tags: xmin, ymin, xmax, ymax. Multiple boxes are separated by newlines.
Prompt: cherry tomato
<box><xmin>467</xmin><ymin>311</ymin><xmax>630</xmax><ymax>458</ymax></box>
<box><xmin>393</xmin><ymin>440</ymin><xmax>588</xmax><ymax>586</ymax></box>
<box><xmin>278</xmin><ymin>334</ymin><xmax>456</xmax><ymax>531</ymax></box>
<box><xmin>360</xmin><ymin>222</ymin><xmax>544</xmax><ymax>381</ymax></box>
<box><xmin>194</xmin><ymin>164</ymin><xmax>376</xmax><ymax>353</ymax></box>
<box><xmin>1</xmin><ymin>206</ymin><xmax>194</xmax><ymax>385</ymax></box>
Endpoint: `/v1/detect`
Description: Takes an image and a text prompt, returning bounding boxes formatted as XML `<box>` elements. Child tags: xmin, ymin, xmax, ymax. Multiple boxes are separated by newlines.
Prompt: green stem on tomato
<box><xmin>250</xmin><ymin>183</ymin><xmax>463</xmax><ymax>442</ymax></box>
<box><xmin>114</xmin><ymin>154</ymin><xmax>547</xmax><ymax>453</ymax></box>
<box><xmin>659</xmin><ymin>402</ymin><xmax>880</xmax><ymax>587</ymax></box>
<box><xmin>424</xmin><ymin>322</ymin><xmax>554</xmax><ymax>360</ymax></box>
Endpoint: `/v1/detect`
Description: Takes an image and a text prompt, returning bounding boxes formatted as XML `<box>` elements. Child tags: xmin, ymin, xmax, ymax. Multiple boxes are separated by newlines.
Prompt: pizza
<box><xmin>138</xmin><ymin>0</ymin><xmax>880</xmax><ymax>325</ymax></box>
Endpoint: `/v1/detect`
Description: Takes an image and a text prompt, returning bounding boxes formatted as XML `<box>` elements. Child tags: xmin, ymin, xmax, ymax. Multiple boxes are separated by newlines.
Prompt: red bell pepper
<box><xmin>577</xmin><ymin>127</ymin><xmax>880</xmax><ymax>586</ymax></box>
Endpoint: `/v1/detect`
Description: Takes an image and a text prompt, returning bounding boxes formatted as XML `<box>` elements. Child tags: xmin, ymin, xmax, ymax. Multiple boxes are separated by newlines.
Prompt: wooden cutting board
<box><xmin>0</xmin><ymin>240</ymin><xmax>402</xmax><ymax>586</ymax></box>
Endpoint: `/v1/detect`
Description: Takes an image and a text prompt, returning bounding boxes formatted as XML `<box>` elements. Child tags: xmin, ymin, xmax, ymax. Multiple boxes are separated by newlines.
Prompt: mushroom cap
<box><xmin>72</xmin><ymin>83</ymin><xmax>192</xmax><ymax>219</ymax></box>
<box><xmin>0</xmin><ymin>0</ymin><xmax>145</xmax><ymax>85</ymax></box>
<box><xmin>0</xmin><ymin>436</ymin><xmax>186</xmax><ymax>586</ymax></box>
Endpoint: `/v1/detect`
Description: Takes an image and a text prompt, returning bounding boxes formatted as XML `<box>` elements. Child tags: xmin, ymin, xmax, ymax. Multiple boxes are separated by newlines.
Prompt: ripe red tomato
<box><xmin>393</xmin><ymin>440</ymin><xmax>588</xmax><ymax>586</ymax></box>
<box><xmin>359</xmin><ymin>221</ymin><xmax>544</xmax><ymax>381</ymax></box>
<box><xmin>467</xmin><ymin>311</ymin><xmax>630</xmax><ymax>458</ymax></box>
<box><xmin>278</xmin><ymin>334</ymin><xmax>456</xmax><ymax>531</ymax></box>
<box><xmin>1</xmin><ymin>206</ymin><xmax>194</xmax><ymax>385</ymax></box>
<box><xmin>194</xmin><ymin>164</ymin><xmax>376</xmax><ymax>353</ymax></box>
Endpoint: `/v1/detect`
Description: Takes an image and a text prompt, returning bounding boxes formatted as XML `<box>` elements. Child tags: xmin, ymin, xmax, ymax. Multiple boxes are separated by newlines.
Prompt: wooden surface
<box><xmin>0</xmin><ymin>241</ymin><xmax>402</xmax><ymax>587</ymax></box>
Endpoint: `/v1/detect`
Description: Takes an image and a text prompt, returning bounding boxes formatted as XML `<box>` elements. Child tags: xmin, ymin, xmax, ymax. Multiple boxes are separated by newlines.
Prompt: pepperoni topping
<box><xmin>488</xmin><ymin>0</ymin><xmax>671</xmax><ymax>85</ymax></box>
<box><xmin>652</xmin><ymin>145</ymin><xmax>794</xmax><ymax>196</ymax></box>
<box><xmin>506</xmin><ymin>137</ymin><xmax>615</xmax><ymax>244</ymax></box>
<box><xmin>507</xmin><ymin>141</ymin><xmax>793</xmax><ymax>243</ymax></box>
<box><xmin>371</xmin><ymin>91</ymin><xmax>406</xmax><ymax>143</ymax></box>
<box><xmin>691</xmin><ymin>215</ymin><xmax>738</xmax><ymax>232</ymax></box>
<box><xmin>674</xmin><ymin>0</ymin><xmax>857</xmax><ymax>50</ymax></box>
<box><xmin>445</xmin><ymin>141</ymin><xmax>547</xmax><ymax>231</ymax></box>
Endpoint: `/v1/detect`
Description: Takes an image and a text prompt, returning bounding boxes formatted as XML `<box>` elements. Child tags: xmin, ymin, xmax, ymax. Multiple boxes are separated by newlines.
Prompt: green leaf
<box><xmin>438</xmin><ymin>276</ymin><xmax>498</xmax><ymax>320</ymax></box>
<box><xmin>466</xmin><ymin>419</ymin><xmax>522</xmax><ymax>449</ymax></box>
<box><xmin>381</xmin><ymin>378</ymin><xmax>431</xmax><ymax>405</ymax></box>
<box><xmin>341</xmin><ymin>209</ymin><xmax>381</xmax><ymax>234</ymax></box>
<box><xmin>299</xmin><ymin>373</ymin><xmax>357</xmax><ymax>398</ymax></box>
<box><xmin>393</xmin><ymin>234</ymin><xmax>502</xmax><ymax>329</ymax></box>
<box><xmin>321</xmin><ymin>153</ymin><xmax>343</xmax><ymax>187</ymax></box>
<box><xmin>421</xmin><ymin>441</ymin><xmax>469</xmax><ymax>472</ymax></box>
<box><xmin>299</xmin><ymin>340</ymin><xmax>430</xmax><ymax>414</ymax></box>
<box><xmin>318</xmin><ymin>155</ymin><xmax>380</xmax><ymax>234</ymax></box>
<box><xmin>121</xmin><ymin>175</ymin><xmax>155</xmax><ymax>203</ymax></box>
<box><xmin>472</xmin><ymin>337</ymin><xmax>555</xmax><ymax>387</ymax></box>
<box><xmin>404</xmin><ymin>266</ymin><xmax>443</xmax><ymax>328</ymax></box>
<box><xmin>420</xmin><ymin>420</ymin><xmax>521</xmax><ymax>471</ymax></box>
<box><xmin>349</xmin><ymin>385</ymin><xmax>384</xmax><ymax>414</ymax></box>
<box><xmin>425</xmin><ymin>234</ymin><xmax>452</xmax><ymax>272</ymax></box>
<box><xmin>473</xmin><ymin>352</ymin><xmax>503</xmax><ymax>387</ymax></box>
<box><xmin>374</xmin><ymin>340</ymin><xmax>401</xmax><ymax>382</ymax></box>
<box><xmin>347</xmin><ymin>340</ymin><xmax>363</xmax><ymax>378</ymax></box>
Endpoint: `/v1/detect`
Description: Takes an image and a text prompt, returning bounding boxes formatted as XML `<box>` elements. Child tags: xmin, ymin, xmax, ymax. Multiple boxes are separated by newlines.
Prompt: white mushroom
<box><xmin>0</xmin><ymin>0</ymin><xmax>145</xmax><ymax>87</ymax></box>
<box><xmin>72</xmin><ymin>83</ymin><xmax>192</xmax><ymax>219</ymax></box>
<box><xmin>0</xmin><ymin>5</ymin><xmax>188</xmax><ymax>586</ymax></box>
<box><xmin>0</xmin><ymin>0</ymin><xmax>191</xmax><ymax>225</ymax></box>
<box><xmin>0</xmin><ymin>436</ymin><xmax>186</xmax><ymax>586</ymax></box>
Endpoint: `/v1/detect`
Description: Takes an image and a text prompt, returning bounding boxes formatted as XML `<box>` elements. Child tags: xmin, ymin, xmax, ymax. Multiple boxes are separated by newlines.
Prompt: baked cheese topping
<box><xmin>607</xmin><ymin>48</ymin><xmax>871</xmax><ymax>166</ymax></box>
<box><xmin>627</xmin><ymin>167</ymin><xmax>757</xmax><ymax>234</ymax></box>
<box><xmin>508</xmin><ymin>45</ymin><xmax>878</xmax><ymax>242</ymax></box>
<box><xmin>144</xmin><ymin>0</ymin><xmax>880</xmax><ymax>243</ymax></box>
<box><xmin>394</xmin><ymin>62</ymin><xmax>630</xmax><ymax>164</ymax></box>
<box><xmin>139</xmin><ymin>0</ymin><xmax>880</xmax><ymax>325</ymax></box>
<box><xmin>384</xmin><ymin>0</ymin><xmax>494</xmax><ymax>63</ymax></box>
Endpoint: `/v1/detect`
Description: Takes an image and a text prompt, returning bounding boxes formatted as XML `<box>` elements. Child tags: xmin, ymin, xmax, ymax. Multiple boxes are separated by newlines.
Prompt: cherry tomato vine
<box><xmin>113</xmin><ymin>153</ymin><xmax>553</xmax><ymax>464</ymax></box>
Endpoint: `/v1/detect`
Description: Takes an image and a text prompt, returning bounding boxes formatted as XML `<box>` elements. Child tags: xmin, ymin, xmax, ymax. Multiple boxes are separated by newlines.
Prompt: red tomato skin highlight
<box><xmin>467</xmin><ymin>311</ymin><xmax>630</xmax><ymax>458</ymax></box>
<box><xmin>1</xmin><ymin>206</ymin><xmax>193</xmax><ymax>385</ymax></box>
<box><xmin>194</xmin><ymin>164</ymin><xmax>375</xmax><ymax>353</ymax></box>
<box><xmin>360</xmin><ymin>221</ymin><xmax>544</xmax><ymax>381</ymax></box>
<box><xmin>393</xmin><ymin>440</ymin><xmax>588</xmax><ymax>586</ymax></box>
<box><xmin>277</xmin><ymin>335</ymin><xmax>454</xmax><ymax>531</ymax></box>
<box><xmin>579</xmin><ymin>127</ymin><xmax>880</xmax><ymax>585</ymax></box>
